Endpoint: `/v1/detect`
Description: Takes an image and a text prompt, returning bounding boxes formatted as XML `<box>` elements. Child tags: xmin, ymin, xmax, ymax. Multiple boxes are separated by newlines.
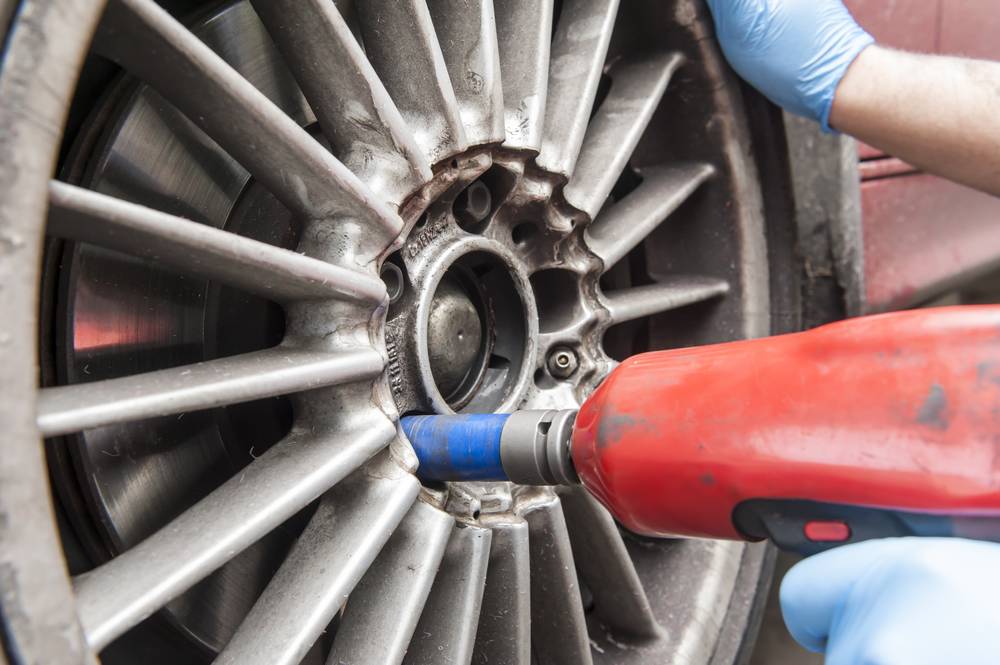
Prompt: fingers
<box><xmin>778</xmin><ymin>539</ymin><xmax>907</xmax><ymax>653</ymax></box>
<box><xmin>700</xmin><ymin>0</ymin><xmax>873</xmax><ymax>127</ymax></box>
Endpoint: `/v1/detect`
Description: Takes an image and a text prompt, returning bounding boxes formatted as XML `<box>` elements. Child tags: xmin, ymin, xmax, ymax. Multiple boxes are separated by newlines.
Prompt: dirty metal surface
<box><xmin>0</xmin><ymin>1</ymin><xmax>806</xmax><ymax>663</ymax></box>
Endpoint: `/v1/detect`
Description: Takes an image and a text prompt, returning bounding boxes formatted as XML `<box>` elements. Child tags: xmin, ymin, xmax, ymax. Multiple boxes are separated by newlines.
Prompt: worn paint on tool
<box><xmin>916</xmin><ymin>383</ymin><xmax>949</xmax><ymax>430</ymax></box>
<box><xmin>402</xmin><ymin>414</ymin><xmax>510</xmax><ymax>482</ymax></box>
<box><xmin>571</xmin><ymin>306</ymin><xmax>1000</xmax><ymax>539</ymax></box>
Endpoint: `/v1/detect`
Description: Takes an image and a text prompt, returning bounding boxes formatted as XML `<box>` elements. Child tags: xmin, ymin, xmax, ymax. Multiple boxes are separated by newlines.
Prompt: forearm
<box><xmin>831</xmin><ymin>46</ymin><xmax>1000</xmax><ymax>196</ymax></box>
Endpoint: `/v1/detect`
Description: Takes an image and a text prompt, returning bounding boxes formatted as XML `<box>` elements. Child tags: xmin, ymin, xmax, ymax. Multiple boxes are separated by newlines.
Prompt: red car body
<box><xmin>844</xmin><ymin>0</ymin><xmax>1000</xmax><ymax>312</ymax></box>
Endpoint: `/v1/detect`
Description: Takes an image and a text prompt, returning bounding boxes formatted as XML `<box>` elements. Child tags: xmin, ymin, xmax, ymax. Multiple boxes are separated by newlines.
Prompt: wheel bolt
<box><xmin>547</xmin><ymin>347</ymin><xmax>579</xmax><ymax>379</ymax></box>
<box><xmin>380</xmin><ymin>262</ymin><xmax>405</xmax><ymax>304</ymax></box>
<box><xmin>453</xmin><ymin>180</ymin><xmax>493</xmax><ymax>230</ymax></box>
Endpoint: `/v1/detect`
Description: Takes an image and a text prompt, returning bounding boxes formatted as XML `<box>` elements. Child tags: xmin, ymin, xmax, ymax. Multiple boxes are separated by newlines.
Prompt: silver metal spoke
<box><xmin>47</xmin><ymin>181</ymin><xmax>386</xmax><ymax>304</ymax></box>
<box><xmin>74</xmin><ymin>417</ymin><xmax>395</xmax><ymax>650</ymax></box>
<box><xmin>536</xmin><ymin>0</ymin><xmax>620</xmax><ymax>178</ymax></box>
<box><xmin>564</xmin><ymin>52</ymin><xmax>685</xmax><ymax>218</ymax></box>
<box><xmin>472</xmin><ymin>516</ymin><xmax>531</xmax><ymax>665</ymax></box>
<box><xmin>604</xmin><ymin>277</ymin><xmax>731</xmax><ymax>326</ymax></box>
<box><xmin>556</xmin><ymin>486</ymin><xmax>660</xmax><ymax>640</ymax></box>
<box><xmin>38</xmin><ymin>347</ymin><xmax>383</xmax><ymax>437</ymax></box>
<box><xmin>426</xmin><ymin>0</ymin><xmax>505</xmax><ymax>148</ymax></box>
<box><xmin>326</xmin><ymin>500</ymin><xmax>454</xmax><ymax>665</ymax></box>
<box><xmin>355</xmin><ymin>0</ymin><xmax>468</xmax><ymax>163</ymax></box>
<box><xmin>495</xmin><ymin>0</ymin><xmax>554</xmax><ymax>152</ymax></box>
<box><xmin>249</xmin><ymin>0</ymin><xmax>431</xmax><ymax>206</ymax></box>
<box><xmin>585</xmin><ymin>163</ymin><xmax>716</xmax><ymax>270</ymax></box>
<box><xmin>97</xmin><ymin>0</ymin><xmax>401</xmax><ymax>241</ymax></box>
<box><xmin>402</xmin><ymin>524</ymin><xmax>492</xmax><ymax>665</ymax></box>
<box><xmin>519</xmin><ymin>493</ymin><xmax>593</xmax><ymax>665</ymax></box>
<box><xmin>215</xmin><ymin>454</ymin><xmax>420</xmax><ymax>665</ymax></box>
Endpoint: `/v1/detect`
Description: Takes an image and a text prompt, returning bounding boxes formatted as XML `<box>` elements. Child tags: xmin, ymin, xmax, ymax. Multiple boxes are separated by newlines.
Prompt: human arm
<box><xmin>831</xmin><ymin>46</ymin><xmax>1000</xmax><ymax>196</ymax></box>
<box><xmin>780</xmin><ymin>538</ymin><xmax>1000</xmax><ymax>665</ymax></box>
<box><xmin>705</xmin><ymin>0</ymin><xmax>1000</xmax><ymax>197</ymax></box>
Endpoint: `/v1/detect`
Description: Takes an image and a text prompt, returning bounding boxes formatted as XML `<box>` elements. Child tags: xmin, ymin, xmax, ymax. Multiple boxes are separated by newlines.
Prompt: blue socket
<box><xmin>401</xmin><ymin>414</ymin><xmax>510</xmax><ymax>482</ymax></box>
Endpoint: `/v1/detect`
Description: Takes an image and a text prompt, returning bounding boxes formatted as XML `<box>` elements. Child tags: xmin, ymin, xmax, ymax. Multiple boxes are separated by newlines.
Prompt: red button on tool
<box><xmin>803</xmin><ymin>520</ymin><xmax>851</xmax><ymax>542</ymax></box>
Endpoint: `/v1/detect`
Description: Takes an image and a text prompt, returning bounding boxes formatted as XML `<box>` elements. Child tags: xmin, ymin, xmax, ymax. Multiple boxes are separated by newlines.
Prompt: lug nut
<box><xmin>453</xmin><ymin>180</ymin><xmax>493</xmax><ymax>230</ymax></box>
<box><xmin>547</xmin><ymin>347</ymin><xmax>579</xmax><ymax>379</ymax></box>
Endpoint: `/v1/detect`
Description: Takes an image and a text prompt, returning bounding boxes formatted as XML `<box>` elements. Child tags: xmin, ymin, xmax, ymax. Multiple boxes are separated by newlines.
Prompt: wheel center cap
<box><xmin>427</xmin><ymin>277</ymin><xmax>484</xmax><ymax>399</ymax></box>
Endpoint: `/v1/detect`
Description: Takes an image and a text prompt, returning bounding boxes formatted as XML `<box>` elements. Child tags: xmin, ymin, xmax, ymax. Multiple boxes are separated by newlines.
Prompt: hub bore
<box><xmin>428</xmin><ymin>277</ymin><xmax>485</xmax><ymax>400</ymax></box>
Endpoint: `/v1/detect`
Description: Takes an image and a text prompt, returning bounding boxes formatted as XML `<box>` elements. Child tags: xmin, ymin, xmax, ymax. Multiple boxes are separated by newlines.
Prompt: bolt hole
<box><xmin>534</xmin><ymin>367</ymin><xmax>557</xmax><ymax>390</ymax></box>
<box><xmin>453</xmin><ymin>180</ymin><xmax>494</xmax><ymax>233</ymax></box>
<box><xmin>380</xmin><ymin>262</ymin><xmax>405</xmax><ymax>303</ymax></box>
<box><xmin>512</xmin><ymin>222</ymin><xmax>539</xmax><ymax>246</ymax></box>
<box><xmin>412</xmin><ymin>213</ymin><xmax>429</xmax><ymax>233</ymax></box>
<box><xmin>472</xmin><ymin>509</ymin><xmax>481</xmax><ymax>520</ymax></box>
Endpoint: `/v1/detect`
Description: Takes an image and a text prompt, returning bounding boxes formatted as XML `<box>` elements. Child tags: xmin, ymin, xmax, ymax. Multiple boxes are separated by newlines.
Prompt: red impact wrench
<box><xmin>402</xmin><ymin>306</ymin><xmax>1000</xmax><ymax>554</ymax></box>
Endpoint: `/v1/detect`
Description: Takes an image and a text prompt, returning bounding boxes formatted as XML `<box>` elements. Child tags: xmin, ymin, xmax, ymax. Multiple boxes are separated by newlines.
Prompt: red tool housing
<box><xmin>571</xmin><ymin>306</ymin><xmax>1000</xmax><ymax>549</ymax></box>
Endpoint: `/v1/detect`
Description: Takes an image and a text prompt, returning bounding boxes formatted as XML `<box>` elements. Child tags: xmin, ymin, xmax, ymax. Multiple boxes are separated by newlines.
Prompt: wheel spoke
<box><xmin>494</xmin><ymin>0</ymin><xmax>554</xmax><ymax>152</ymax></box>
<box><xmin>355</xmin><ymin>0</ymin><xmax>468</xmax><ymax>163</ymax></box>
<box><xmin>74</xmin><ymin>417</ymin><xmax>395</xmax><ymax>650</ymax></box>
<box><xmin>536</xmin><ymin>0</ymin><xmax>620</xmax><ymax>178</ymax></box>
<box><xmin>627</xmin><ymin>539</ymin><xmax>744</xmax><ymax>662</ymax></box>
<box><xmin>402</xmin><ymin>524</ymin><xmax>492</xmax><ymax>665</ymax></box>
<box><xmin>215</xmin><ymin>454</ymin><xmax>420</xmax><ymax>665</ymax></box>
<box><xmin>556</xmin><ymin>486</ymin><xmax>660</xmax><ymax>640</ymax></box>
<box><xmin>249</xmin><ymin>0</ymin><xmax>431</xmax><ymax>206</ymax></box>
<box><xmin>585</xmin><ymin>164</ymin><xmax>715</xmax><ymax>271</ymax></box>
<box><xmin>427</xmin><ymin>0</ymin><xmax>505</xmax><ymax>147</ymax></box>
<box><xmin>519</xmin><ymin>493</ymin><xmax>593</xmax><ymax>665</ymax></box>
<box><xmin>38</xmin><ymin>347</ymin><xmax>383</xmax><ymax>437</ymax></box>
<box><xmin>565</xmin><ymin>52</ymin><xmax>685</xmax><ymax>218</ymax></box>
<box><xmin>326</xmin><ymin>500</ymin><xmax>454</xmax><ymax>665</ymax></box>
<box><xmin>604</xmin><ymin>277</ymin><xmax>731</xmax><ymax>326</ymax></box>
<box><xmin>97</xmin><ymin>0</ymin><xmax>401</xmax><ymax>246</ymax></box>
<box><xmin>47</xmin><ymin>181</ymin><xmax>386</xmax><ymax>304</ymax></box>
<box><xmin>472</xmin><ymin>516</ymin><xmax>531</xmax><ymax>665</ymax></box>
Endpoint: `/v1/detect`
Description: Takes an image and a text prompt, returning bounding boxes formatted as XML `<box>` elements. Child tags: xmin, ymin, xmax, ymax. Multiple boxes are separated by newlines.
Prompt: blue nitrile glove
<box><xmin>704</xmin><ymin>0</ymin><xmax>874</xmax><ymax>131</ymax></box>
<box><xmin>781</xmin><ymin>538</ymin><xmax>1000</xmax><ymax>665</ymax></box>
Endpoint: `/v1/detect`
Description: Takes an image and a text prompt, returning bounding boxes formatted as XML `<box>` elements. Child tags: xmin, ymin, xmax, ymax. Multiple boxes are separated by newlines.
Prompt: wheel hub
<box><xmin>385</xmin><ymin>155</ymin><xmax>543</xmax><ymax>416</ymax></box>
<box><xmin>426</xmin><ymin>276</ymin><xmax>484</xmax><ymax>401</ymax></box>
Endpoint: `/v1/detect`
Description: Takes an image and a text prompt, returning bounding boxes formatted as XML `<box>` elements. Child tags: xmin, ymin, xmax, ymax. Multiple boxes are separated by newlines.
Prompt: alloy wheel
<box><xmin>0</xmin><ymin>1</ymin><xmax>790</xmax><ymax>663</ymax></box>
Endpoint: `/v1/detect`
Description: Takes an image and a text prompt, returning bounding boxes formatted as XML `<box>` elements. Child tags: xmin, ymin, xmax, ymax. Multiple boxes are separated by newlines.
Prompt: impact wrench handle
<box><xmin>405</xmin><ymin>306</ymin><xmax>1000</xmax><ymax>555</ymax></box>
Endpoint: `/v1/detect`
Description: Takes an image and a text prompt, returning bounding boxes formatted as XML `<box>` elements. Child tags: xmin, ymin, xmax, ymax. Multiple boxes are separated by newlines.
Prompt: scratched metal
<box><xmin>4</xmin><ymin>0</ymin><xmax>806</xmax><ymax>663</ymax></box>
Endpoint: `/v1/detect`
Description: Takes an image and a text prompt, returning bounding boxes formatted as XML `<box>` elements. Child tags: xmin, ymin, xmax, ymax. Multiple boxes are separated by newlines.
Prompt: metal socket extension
<box><xmin>500</xmin><ymin>410</ymin><xmax>579</xmax><ymax>486</ymax></box>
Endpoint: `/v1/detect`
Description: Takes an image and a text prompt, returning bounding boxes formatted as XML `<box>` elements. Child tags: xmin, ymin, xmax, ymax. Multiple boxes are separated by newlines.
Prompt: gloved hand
<box><xmin>704</xmin><ymin>0</ymin><xmax>874</xmax><ymax>131</ymax></box>
<box><xmin>781</xmin><ymin>538</ymin><xmax>1000</xmax><ymax>665</ymax></box>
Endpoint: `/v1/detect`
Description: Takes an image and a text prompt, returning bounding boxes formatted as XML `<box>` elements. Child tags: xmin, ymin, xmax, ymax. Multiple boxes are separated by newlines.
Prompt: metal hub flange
<box><xmin>384</xmin><ymin>148</ymin><xmax>625</xmax><ymax>420</ymax></box>
<box><xmin>386</xmin><ymin>153</ymin><xmax>542</xmax><ymax>416</ymax></box>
